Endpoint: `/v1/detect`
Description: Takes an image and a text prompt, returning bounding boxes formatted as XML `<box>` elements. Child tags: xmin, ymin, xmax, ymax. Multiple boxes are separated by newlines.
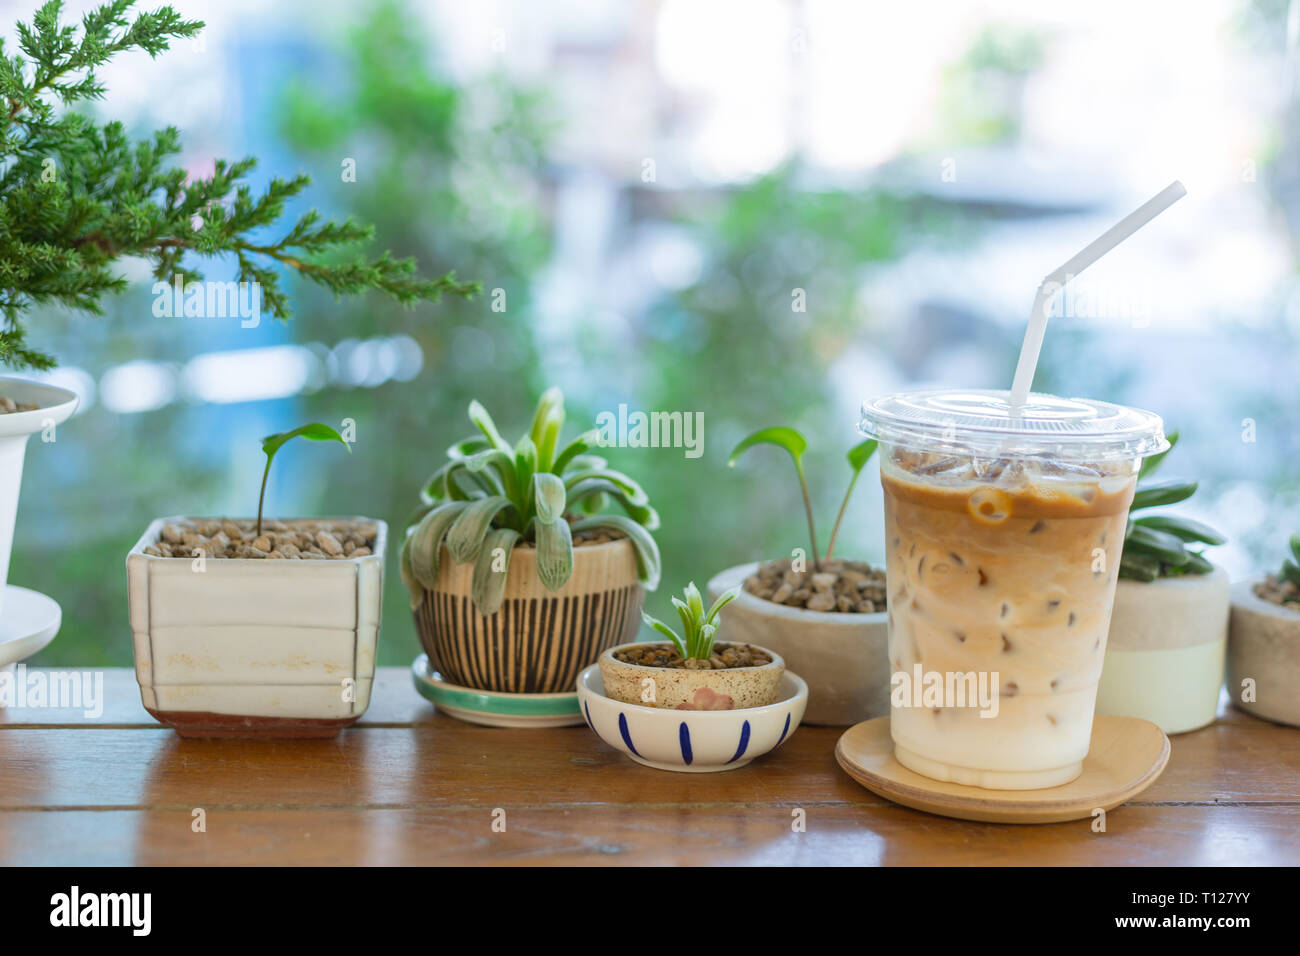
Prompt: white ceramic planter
<box><xmin>707</xmin><ymin>562</ymin><xmax>890</xmax><ymax>725</ymax></box>
<box><xmin>578</xmin><ymin>663</ymin><xmax>808</xmax><ymax>772</ymax></box>
<box><xmin>0</xmin><ymin>377</ymin><xmax>78</xmax><ymax>599</ymax></box>
<box><xmin>1227</xmin><ymin>579</ymin><xmax>1300</xmax><ymax>727</ymax></box>
<box><xmin>1095</xmin><ymin>565</ymin><xmax>1229</xmax><ymax>734</ymax></box>
<box><xmin>598</xmin><ymin>640</ymin><xmax>785</xmax><ymax>710</ymax></box>
<box><xmin>126</xmin><ymin>516</ymin><xmax>386</xmax><ymax>737</ymax></box>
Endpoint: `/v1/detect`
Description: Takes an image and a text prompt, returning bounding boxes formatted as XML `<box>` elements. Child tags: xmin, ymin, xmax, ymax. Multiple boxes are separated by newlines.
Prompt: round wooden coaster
<box><xmin>835</xmin><ymin>715</ymin><xmax>1170</xmax><ymax>824</ymax></box>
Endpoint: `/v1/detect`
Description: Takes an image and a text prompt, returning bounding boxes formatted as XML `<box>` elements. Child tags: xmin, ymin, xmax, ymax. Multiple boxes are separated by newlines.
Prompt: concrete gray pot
<box><xmin>1227</xmin><ymin>579</ymin><xmax>1300</xmax><ymax>728</ymax></box>
<box><xmin>707</xmin><ymin>562</ymin><xmax>889</xmax><ymax>726</ymax></box>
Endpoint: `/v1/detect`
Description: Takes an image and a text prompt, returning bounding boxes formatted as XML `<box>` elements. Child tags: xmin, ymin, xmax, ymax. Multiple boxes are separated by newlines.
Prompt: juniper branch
<box><xmin>0</xmin><ymin>0</ymin><xmax>479</xmax><ymax>370</ymax></box>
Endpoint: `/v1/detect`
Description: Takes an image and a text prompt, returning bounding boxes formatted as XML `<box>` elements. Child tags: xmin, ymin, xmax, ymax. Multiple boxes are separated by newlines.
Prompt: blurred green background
<box><xmin>10</xmin><ymin>0</ymin><xmax>1300</xmax><ymax>666</ymax></box>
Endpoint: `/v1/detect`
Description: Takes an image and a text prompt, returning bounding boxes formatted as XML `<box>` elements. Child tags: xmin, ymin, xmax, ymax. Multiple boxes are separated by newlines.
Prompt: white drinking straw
<box><xmin>1008</xmin><ymin>180</ymin><xmax>1187</xmax><ymax>409</ymax></box>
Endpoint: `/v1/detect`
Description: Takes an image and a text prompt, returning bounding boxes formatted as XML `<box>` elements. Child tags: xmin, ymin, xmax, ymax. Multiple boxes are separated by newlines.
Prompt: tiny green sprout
<box><xmin>257</xmin><ymin>423</ymin><xmax>351</xmax><ymax>536</ymax></box>
<box><xmin>728</xmin><ymin>428</ymin><xmax>878</xmax><ymax>570</ymax></box>
<box><xmin>641</xmin><ymin>581</ymin><xmax>741</xmax><ymax>661</ymax></box>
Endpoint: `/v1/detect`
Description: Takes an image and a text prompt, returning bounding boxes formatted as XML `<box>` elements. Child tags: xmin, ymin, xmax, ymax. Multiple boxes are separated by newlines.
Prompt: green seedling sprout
<box><xmin>257</xmin><ymin>423</ymin><xmax>350</xmax><ymax>536</ymax></box>
<box><xmin>728</xmin><ymin>428</ymin><xmax>878</xmax><ymax>570</ymax></box>
<box><xmin>641</xmin><ymin>581</ymin><xmax>741</xmax><ymax>661</ymax></box>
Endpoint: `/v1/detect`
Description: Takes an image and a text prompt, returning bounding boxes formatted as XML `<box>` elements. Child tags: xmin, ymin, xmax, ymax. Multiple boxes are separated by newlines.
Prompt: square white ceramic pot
<box><xmin>126</xmin><ymin>516</ymin><xmax>386</xmax><ymax>737</ymax></box>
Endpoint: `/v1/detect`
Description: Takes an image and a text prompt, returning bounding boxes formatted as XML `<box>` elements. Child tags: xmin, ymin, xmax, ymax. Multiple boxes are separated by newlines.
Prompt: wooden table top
<box><xmin>1</xmin><ymin>668</ymin><xmax>1296</xmax><ymax>866</ymax></box>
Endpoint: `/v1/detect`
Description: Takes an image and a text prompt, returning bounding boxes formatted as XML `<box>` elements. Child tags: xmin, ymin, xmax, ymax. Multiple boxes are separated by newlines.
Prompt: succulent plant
<box><xmin>727</xmin><ymin>427</ymin><xmax>878</xmax><ymax>570</ymax></box>
<box><xmin>641</xmin><ymin>581</ymin><xmax>740</xmax><ymax>661</ymax></box>
<box><xmin>1271</xmin><ymin>535</ymin><xmax>1300</xmax><ymax>589</ymax></box>
<box><xmin>1119</xmin><ymin>431</ymin><xmax>1227</xmax><ymax>581</ymax></box>
<box><xmin>401</xmin><ymin>388</ymin><xmax>661</xmax><ymax>614</ymax></box>
<box><xmin>257</xmin><ymin>423</ymin><xmax>350</xmax><ymax>536</ymax></box>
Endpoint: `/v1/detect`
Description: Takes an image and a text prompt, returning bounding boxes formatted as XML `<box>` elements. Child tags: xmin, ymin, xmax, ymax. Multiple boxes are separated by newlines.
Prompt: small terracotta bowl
<box><xmin>597</xmin><ymin>641</ymin><xmax>784</xmax><ymax>710</ymax></box>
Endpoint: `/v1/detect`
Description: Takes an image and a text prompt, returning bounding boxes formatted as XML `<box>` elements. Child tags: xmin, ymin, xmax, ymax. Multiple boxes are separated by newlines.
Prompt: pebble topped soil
<box><xmin>614</xmin><ymin>642</ymin><xmax>774</xmax><ymax>671</ymax></box>
<box><xmin>0</xmin><ymin>396</ymin><xmax>39</xmax><ymax>413</ymax></box>
<box><xmin>143</xmin><ymin>518</ymin><xmax>378</xmax><ymax>560</ymax></box>
<box><xmin>744</xmin><ymin>557</ymin><xmax>886</xmax><ymax>613</ymax></box>
<box><xmin>1255</xmin><ymin>574</ymin><xmax>1300</xmax><ymax>612</ymax></box>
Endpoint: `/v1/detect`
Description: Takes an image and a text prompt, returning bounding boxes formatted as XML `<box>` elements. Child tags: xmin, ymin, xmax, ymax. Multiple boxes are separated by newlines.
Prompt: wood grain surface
<box><xmin>835</xmin><ymin>715</ymin><xmax>1172</xmax><ymax>823</ymax></box>
<box><xmin>0</xmin><ymin>669</ymin><xmax>1296</xmax><ymax>865</ymax></box>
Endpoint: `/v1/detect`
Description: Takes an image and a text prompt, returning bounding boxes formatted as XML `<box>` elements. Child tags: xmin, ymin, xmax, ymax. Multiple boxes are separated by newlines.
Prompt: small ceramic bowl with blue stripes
<box><xmin>576</xmin><ymin>664</ymin><xmax>808</xmax><ymax>772</ymax></box>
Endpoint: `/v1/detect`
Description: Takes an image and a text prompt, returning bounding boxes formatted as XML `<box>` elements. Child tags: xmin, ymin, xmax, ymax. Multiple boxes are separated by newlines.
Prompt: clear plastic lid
<box><xmin>859</xmin><ymin>388</ymin><xmax>1168</xmax><ymax>463</ymax></box>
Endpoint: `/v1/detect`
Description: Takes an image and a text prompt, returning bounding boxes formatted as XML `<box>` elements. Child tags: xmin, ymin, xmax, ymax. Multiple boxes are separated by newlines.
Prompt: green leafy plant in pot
<box><xmin>599</xmin><ymin>581</ymin><xmax>785</xmax><ymax>711</ymax></box>
<box><xmin>127</xmin><ymin>422</ymin><xmax>387</xmax><ymax>738</ymax></box>
<box><xmin>1098</xmin><ymin>431</ymin><xmax>1231</xmax><ymax>734</ymax></box>
<box><xmin>726</xmin><ymin>428</ymin><xmax>886</xmax><ymax>609</ymax></box>
<box><xmin>402</xmin><ymin>388</ymin><xmax>661</xmax><ymax>694</ymax></box>
<box><xmin>705</xmin><ymin>426</ymin><xmax>892</xmax><ymax>726</ymax></box>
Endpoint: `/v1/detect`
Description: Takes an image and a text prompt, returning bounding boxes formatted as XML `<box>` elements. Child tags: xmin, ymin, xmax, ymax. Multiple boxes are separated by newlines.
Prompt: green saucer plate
<box><xmin>410</xmin><ymin>654</ymin><xmax>584</xmax><ymax>728</ymax></box>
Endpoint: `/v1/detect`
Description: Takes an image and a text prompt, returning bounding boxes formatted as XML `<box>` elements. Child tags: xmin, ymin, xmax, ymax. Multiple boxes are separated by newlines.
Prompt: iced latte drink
<box><xmin>860</xmin><ymin>390</ymin><xmax>1167</xmax><ymax>790</ymax></box>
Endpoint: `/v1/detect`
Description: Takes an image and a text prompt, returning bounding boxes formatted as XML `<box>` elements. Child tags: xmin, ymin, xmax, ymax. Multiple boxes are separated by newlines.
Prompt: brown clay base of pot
<box><xmin>145</xmin><ymin>707</ymin><xmax>360</xmax><ymax>739</ymax></box>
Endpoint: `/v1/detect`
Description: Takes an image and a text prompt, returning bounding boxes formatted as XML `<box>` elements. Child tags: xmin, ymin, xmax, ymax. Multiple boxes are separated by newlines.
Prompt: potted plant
<box><xmin>126</xmin><ymin>424</ymin><xmax>387</xmax><ymax>737</ymax></box>
<box><xmin>401</xmin><ymin>389</ymin><xmax>662</xmax><ymax>703</ymax></box>
<box><xmin>706</xmin><ymin>427</ymin><xmax>890</xmax><ymax>725</ymax></box>
<box><xmin>580</xmin><ymin>581</ymin><xmax>807</xmax><ymax>771</ymax></box>
<box><xmin>1227</xmin><ymin>534</ymin><xmax>1300</xmax><ymax>728</ymax></box>
<box><xmin>1096</xmin><ymin>432</ymin><xmax>1229</xmax><ymax>733</ymax></box>
<box><xmin>3</xmin><ymin>4</ymin><xmax>475</xmax><ymax>658</ymax></box>
<box><xmin>599</xmin><ymin>581</ymin><xmax>783</xmax><ymax>710</ymax></box>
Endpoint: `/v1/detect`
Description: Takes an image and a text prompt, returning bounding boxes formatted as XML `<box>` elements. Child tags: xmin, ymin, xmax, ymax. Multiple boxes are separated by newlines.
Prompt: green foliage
<box><xmin>257</xmin><ymin>423</ymin><xmax>350</xmax><ymax>535</ymax></box>
<box><xmin>932</xmin><ymin>24</ymin><xmax>1047</xmax><ymax>146</ymax></box>
<box><xmin>631</xmin><ymin>163</ymin><xmax>960</xmax><ymax>636</ymax></box>
<box><xmin>641</xmin><ymin>581</ymin><xmax>739</xmax><ymax>661</ymax></box>
<box><xmin>833</xmin><ymin>439</ymin><xmax>879</xmax><ymax>559</ymax></box>
<box><xmin>0</xmin><ymin>0</ymin><xmax>477</xmax><ymax>369</ymax></box>
<box><xmin>278</xmin><ymin>0</ymin><xmax>553</xmax><ymax>353</ymax></box>
<box><xmin>402</xmin><ymin>389</ymin><xmax>662</xmax><ymax>615</ymax></box>
<box><xmin>728</xmin><ymin>427</ymin><xmax>878</xmax><ymax>568</ymax></box>
<box><xmin>728</xmin><ymin>427</ymin><xmax>817</xmax><ymax>562</ymax></box>
<box><xmin>277</xmin><ymin>0</ymin><xmax>558</xmax><ymax>655</ymax></box>
<box><xmin>1119</xmin><ymin>432</ymin><xmax>1226</xmax><ymax>581</ymax></box>
<box><xmin>1272</xmin><ymin>534</ymin><xmax>1300</xmax><ymax>588</ymax></box>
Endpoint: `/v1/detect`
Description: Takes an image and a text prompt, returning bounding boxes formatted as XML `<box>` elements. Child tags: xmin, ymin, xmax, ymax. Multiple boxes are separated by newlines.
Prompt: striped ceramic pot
<box><xmin>414</xmin><ymin>538</ymin><xmax>644</xmax><ymax>694</ymax></box>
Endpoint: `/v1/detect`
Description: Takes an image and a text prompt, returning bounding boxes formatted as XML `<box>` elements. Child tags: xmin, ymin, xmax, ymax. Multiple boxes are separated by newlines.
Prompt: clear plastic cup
<box><xmin>859</xmin><ymin>389</ymin><xmax>1167</xmax><ymax>790</ymax></box>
